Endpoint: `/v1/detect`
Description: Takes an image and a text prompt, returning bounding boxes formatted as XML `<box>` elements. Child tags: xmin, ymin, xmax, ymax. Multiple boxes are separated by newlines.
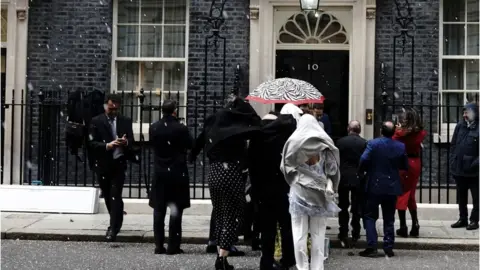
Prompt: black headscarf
<box><xmin>190</xmin><ymin>97</ymin><xmax>261</xmax><ymax>160</ymax></box>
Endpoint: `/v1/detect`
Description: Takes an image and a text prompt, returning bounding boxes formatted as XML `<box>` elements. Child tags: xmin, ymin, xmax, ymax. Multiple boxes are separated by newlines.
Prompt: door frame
<box><xmin>248</xmin><ymin>0</ymin><xmax>377</xmax><ymax>139</ymax></box>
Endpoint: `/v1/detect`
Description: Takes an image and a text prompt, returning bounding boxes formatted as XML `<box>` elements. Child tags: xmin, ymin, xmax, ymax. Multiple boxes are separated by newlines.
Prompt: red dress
<box><xmin>393</xmin><ymin>129</ymin><xmax>427</xmax><ymax>210</ymax></box>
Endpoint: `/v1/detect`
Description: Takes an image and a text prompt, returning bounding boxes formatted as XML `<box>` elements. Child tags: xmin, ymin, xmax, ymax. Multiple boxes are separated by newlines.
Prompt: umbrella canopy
<box><xmin>246</xmin><ymin>78</ymin><xmax>324</xmax><ymax>105</ymax></box>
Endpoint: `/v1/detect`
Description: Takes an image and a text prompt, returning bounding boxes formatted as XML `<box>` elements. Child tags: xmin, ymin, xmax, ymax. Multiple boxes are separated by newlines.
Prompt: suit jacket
<box><xmin>358</xmin><ymin>137</ymin><xmax>408</xmax><ymax>196</ymax></box>
<box><xmin>336</xmin><ymin>133</ymin><xmax>367</xmax><ymax>187</ymax></box>
<box><xmin>88</xmin><ymin>114</ymin><xmax>134</xmax><ymax>174</ymax></box>
<box><xmin>148</xmin><ymin>115</ymin><xmax>193</xmax><ymax>209</ymax></box>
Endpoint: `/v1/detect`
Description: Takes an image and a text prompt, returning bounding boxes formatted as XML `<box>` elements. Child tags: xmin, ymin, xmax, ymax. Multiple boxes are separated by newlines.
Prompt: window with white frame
<box><xmin>440</xmin><ymin>0</ymin><xmax>479</xmax><ymax>128</ymax></box>
<box><xmin>113</xmin><ymin>0</ymin><xmax>188</xmax><ymax>133</ymax></box>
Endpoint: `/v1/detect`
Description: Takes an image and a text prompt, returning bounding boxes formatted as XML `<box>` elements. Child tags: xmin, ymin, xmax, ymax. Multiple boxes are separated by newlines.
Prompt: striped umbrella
<box><xmin>246</xmin><ymin>78</ymin><xmax>324</xmax><ymax>105</ymax></box>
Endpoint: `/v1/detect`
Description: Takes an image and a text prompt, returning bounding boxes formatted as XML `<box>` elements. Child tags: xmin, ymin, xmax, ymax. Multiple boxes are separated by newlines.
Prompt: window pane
<box><xmin>141</xmin><ymin>0</ymin><xmax>163</xmax><ymax>24</ymax></box>
<box><xmin>164</xmin><ymin>0</ymin><xmax>187</xmax><ymax>24</ymax></box>
<box><xmin>142</xmin><ymin>62</ymin><xmax>162</xmax><ymax>91</ymax></box>
<box><xmin>122</xmin><ymin>94</ymin><xmax>139</xmax><ymax>123</ymax></box>
<box><xmin>442</xmin><ymin>93</ymin><xmax>465</xmax><ymax>123</ymax></box>
<box><xmin>443</xmin><ymin>59</ymin><xmax>465</xmax><ymax>89</ymax></box>
<box><xmin>467</xmin><ymin>92</ymin><xmax>479</xmax><ymax>103</ymax></box>
<box><xmin>141</xmin><ymin>94</ymin><xmax>161</xmax><ymax>124</ymax></box>
<box><xmin>117</xmin><ymin>26</ymin><xmax>139</xmax><ymax>57</ymax></box>
<box><xmin>466</xmin><ymin>60</ymin><xmax>479</xmax><ymax>90</ymax></box>
<box><xmin>140</xmin><ymin>26</ymin><xmax>162</xmax><ymax>57</ymax></box>
<box><xmin>117</xmin><ymin>61</ymin><xmax>138</xmax><ymax>91</ymax></box>
<box><xmin>443</xmin><ymin>24</ymin><xmax>465</xmax><ymax>55</ymax></box>
<box><xmin>118</xmin><ymin>0</ymin><xmax>139</xmax><ymax>23</ymax></box>
<box><xmin>164</xmin><ymin>62</ymin><xmax>185</xmax><ymax>91</ymax></box>
<box><xmin>467</xmin><ymin>0</ymin><xmax>479</xmax><ymax>22</ymax></box>
<box><xmin>1</xmin><ymin>9</ymin><xmax>7</xmax><ymax>43</ymax></box>
<box><xmin>443</xmin><ymin>0</ymin><xmax>465</xmax><ymax>22</ymax></box>
<box><xmin>163</xmin><ymin>26</ymin><xmax>185</xmax><ymax>57</ymax></box>
<box><xmin>467</xmin><ymin>24</ymin><xmax>479</xmax><ymax>55</ymax></box>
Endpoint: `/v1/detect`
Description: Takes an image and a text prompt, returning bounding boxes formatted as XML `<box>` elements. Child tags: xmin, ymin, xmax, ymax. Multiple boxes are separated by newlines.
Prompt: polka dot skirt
<box><xmin>208</xmin><ymin>161</ymin><xmax>246</xmax><ymax>250</ymax></box>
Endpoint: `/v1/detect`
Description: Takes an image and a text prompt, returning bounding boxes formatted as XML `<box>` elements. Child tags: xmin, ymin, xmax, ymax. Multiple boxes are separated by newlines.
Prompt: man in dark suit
<box><xmin>358</xmin><ymin>121</ymin><xmax>408</xmax><ymax>258</ymax></box>
<box><xmin>336</xmin><ymin>120</ymin><xmax>367</xmax><ymax>247</ymax></box>
<box><xmin>88</xmin><ymin>94</ymin><xmax>134</xmax><ymax>242</ymax></box>
<box><xmin>149</xmin><ymin>100</ymin><xmax>193</xmax><ymax>255</ymax></box>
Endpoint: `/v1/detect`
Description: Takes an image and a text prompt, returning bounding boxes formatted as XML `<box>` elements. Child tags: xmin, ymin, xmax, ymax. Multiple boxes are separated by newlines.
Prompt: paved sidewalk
<box><xmin>1</xmin><ymin>212</ymin><xmax>478</xmax><ymax>251</ymax></box>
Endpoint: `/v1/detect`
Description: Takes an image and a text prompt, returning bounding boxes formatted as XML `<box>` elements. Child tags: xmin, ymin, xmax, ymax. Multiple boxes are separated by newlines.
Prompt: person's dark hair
<box><xmin>381</xmin><ymin>121</ymin><xmax>396</xmax><ymax>138</ymax></box>
<box><xmin>106</xmin><ymin>93</ymin><xmax>122</xmax><ymax>104</ymax></box>
<box><xmin>399</xmin><ymin>107</ymin><xmax>423</xmax><ymax>133</ymax></box>
<box><xmin>161</xmin><ymin>99</ymin><xmax>177</xmax><ymax>115</ymax></box>
<box><xmin>348</xmin><ymin>120</ymin><xmax>361</xmax><ymax>134</ymax></box>
<box><xmin>313</xmin><ymin>103</ymin><xmax>324</xmax><ymax>110</ymax></box>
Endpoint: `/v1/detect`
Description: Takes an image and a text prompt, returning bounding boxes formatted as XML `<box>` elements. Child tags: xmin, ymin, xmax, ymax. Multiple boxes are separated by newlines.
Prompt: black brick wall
<box><xmin>186</xmin><ymin>0</ymin><xmax>250</xmax><ymax>183</ymax></box>
<box><xmin>25</xmin><ymin>0</ymin><xmax>113</xmax><ymax>185</ymax></box>
<box><xmin>374</xmin><ymin>0</ymin><xmax>453</xmax><ymax>185</ymax></box>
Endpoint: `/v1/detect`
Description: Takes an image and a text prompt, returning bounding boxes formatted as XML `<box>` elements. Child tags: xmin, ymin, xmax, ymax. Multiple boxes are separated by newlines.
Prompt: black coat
<box><xmin>450</xmin><ymin>103</ymin><xmax>479</xmax><ymax>178</ymax></box>
<box><xmin>336</xmin><ymin>133</ymin><xmax>367</xmax><ymax>187</ymax></box>
<box><xmin>148</xmin><ymin>115</ymin><xmax>193</xmax><ymax>210</ymax></box>
<box><xmin>248</xmin><ymin>115</ymin><xmax>296</xmax><ymax>201</ymax></box>
<box><xmin>190</xmin><ymin>97</ymin><xmax>261</xmax><ymax>166</ymax></box>
<box><xmin>88</xmin><ymin>114</ymin><xmax>134</xmax><ymax>174</ymax></box>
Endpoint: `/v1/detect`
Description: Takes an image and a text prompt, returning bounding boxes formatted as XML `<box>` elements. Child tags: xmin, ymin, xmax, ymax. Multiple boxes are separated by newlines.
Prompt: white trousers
<box><xmin>291</xmin><ymin>215</ymin><xmax>327</xmax><ymax>270</ymax></box>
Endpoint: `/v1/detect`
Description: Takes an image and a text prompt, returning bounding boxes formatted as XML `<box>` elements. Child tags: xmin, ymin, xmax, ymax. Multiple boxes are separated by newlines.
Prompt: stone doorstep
<box><xmin>116</xmin><ymin>200</ymin><xmax>472</xmax><ymax>221</ymax></box>
<box><xmin>1</xmin><ymin>228</ymin><xmax>478</xmax><ymax>252</ymax></box>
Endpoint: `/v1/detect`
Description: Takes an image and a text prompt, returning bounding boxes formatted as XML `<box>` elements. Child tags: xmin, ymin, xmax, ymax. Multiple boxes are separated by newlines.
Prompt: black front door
<box><xmin>275</xmin><ymin>50</ymin><xmax>350</xmax><ymax>141</ymax></box>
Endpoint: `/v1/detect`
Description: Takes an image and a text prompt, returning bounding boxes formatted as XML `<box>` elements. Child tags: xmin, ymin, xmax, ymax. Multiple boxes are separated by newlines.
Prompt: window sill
<box><xmin>433</xmin><ymin>132</ymin><xmax>454</xmax><ymax>144</ymax></box>
<box><xmin>133</xmin><ymin>124</ymin><xmax>149</xmax><ymax>141</ymax></box>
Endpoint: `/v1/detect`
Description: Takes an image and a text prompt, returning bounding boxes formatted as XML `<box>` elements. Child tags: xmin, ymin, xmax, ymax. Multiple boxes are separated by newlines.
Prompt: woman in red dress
<box><xmin>393</xmin><ymin>108</ymin><xmax>427</xmax><ymax>237</ymax></box>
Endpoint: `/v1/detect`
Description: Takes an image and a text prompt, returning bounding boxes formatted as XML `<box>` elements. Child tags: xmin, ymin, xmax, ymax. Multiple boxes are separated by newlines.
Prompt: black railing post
<box><xmin>138</xmin><ymin>88</ymin><xmax>145</xmax><ymax>198</ymax></box>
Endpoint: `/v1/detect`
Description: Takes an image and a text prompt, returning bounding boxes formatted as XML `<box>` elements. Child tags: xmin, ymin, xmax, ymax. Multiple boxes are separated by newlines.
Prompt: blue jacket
<box><xmin>450</xmin><ymin>103</ymin><xmax>479</xmax><ymax>178</ymax></box>
<box><xmin>359</xmin><ymin>137</ymin><xmax>409</xmax><ymax>196</ymax></box>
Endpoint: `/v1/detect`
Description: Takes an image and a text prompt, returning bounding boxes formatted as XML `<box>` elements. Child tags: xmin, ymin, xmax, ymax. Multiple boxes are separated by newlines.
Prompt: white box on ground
<box><xmin>0</xmin><ymin>185</ymin><xmax>99</xmax><ymax>214</ymax></box>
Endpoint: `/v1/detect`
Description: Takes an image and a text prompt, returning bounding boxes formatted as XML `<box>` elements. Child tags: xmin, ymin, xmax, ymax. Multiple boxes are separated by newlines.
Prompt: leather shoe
<box><xmin>384</xmin><ymin>249</ymin><xmax>395</xmax><ymax>257</ymax></box>
<box><xmin>451</xmin><ymin>219</ymin><xmax>468</xmax><ymax>228</ymax></box>
<box><xmin>105</xmin><ymin>228</ymin><xmax>116</xmax><ymax>242</ymax></box>
<box><xmin>166</xmin><ymin>248</ymin><xmax>184</xmax><ymax>255</ymax></box>
<box><xmin>359</xmin><ymin>248</ymin><xmax>378</xmax><ymax>258</ymax></box>
<box><xmin>154</xmin><ymin>246</ymin><xmax>166</xmax><ymax>254</ymax></box>
<box><xmin>466</xmin><ymin>222</ymin><xmax>479</xmax><ymax>230</ymax></box>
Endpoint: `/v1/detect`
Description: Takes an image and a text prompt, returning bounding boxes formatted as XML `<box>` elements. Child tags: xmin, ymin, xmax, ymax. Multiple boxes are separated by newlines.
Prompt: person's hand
<box><xmin>106</xmin><ymin>140</ymin><xmax>121</xmax><ymax>150</ymax></box>
<box><xmin>118</xmin><ymin>134</ymin><xmax>128</xmax><ymax>145</ymax></box>
<box><xmin>396</xmin><ymin>122</ymin><xmax>402</xmax><ymax>129</ymax></box>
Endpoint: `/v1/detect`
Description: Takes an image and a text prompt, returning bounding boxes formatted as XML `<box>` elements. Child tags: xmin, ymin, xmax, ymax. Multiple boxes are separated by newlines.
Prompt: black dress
<box><xmin>190</xmin><ymin>97</ymin><xmax>261</xmax><ymax>250</ymax></box>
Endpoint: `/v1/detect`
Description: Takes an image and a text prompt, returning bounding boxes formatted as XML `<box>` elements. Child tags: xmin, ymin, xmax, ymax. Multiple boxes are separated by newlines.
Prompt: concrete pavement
<box><xmin>2</xmin><ymin>240</ymin><xmax>479</xmax><ymax>270</ymax></box>
<box><xmin>1</xmin><ymin>212</ymin><xmax>478</xmax><ymax>251</ymax></box>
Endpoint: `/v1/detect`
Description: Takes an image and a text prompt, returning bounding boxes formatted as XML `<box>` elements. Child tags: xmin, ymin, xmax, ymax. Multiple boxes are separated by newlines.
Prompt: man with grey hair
<box><xmin>335</xmin><ymin>120</ymin><xmax>367</xmax><ymax>247</ymax></box>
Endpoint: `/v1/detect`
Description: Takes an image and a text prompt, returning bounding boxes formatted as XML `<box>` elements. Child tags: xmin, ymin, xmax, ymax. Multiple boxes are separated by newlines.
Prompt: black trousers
<box><xmin>154</xmin><ymin>202</ymin><xmax>184</xmax><ymax>250</ymax></box>
<box><xmin>338</xmin><ymin>186</ymin><xmax>362</xmax><ymax>238</ymax></box>
<box><xmin>97</xmin><ymin>159</ymin><xmax>126</xmax><ymax>233</ymax></box>
<box><xmin>455</xmin><ymin>176</ymin><xmax>479</xmax><ymax>223</ymax></box>
<box><xmin>259</xmin><ymin>195</ymin><xmax>295</xmax><ymax>268</ymax></box>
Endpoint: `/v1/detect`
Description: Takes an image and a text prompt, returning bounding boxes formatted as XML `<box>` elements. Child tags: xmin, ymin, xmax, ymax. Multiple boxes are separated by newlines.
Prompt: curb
<box><xmin>2</xmin><ymin>231</ymin><xmax>478</xmax><ymax>252</ymax></box>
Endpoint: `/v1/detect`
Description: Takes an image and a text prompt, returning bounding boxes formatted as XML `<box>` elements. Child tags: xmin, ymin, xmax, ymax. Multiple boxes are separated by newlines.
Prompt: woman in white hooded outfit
<box><xmin>280</xmin><ymin>114</ymin><xmax>340</xmax><ymax>270</ymax></box>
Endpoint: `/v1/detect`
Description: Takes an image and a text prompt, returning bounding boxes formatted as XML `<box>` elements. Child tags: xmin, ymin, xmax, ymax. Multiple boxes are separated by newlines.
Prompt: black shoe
<box><xmin>466</xmin><ymin>222</ymin><xmax>479</xmax><ymax>230</ymax></box>
<box><xmin>166</xmin><ymin>248</ymin><xmax>184</xmax><ymax>255</ymax></box>
<box><xmin>154</xmin><ymin>246</ymin><xmax>166</xmax><ymax>254</ymax></box>
<box><xmin>410</xmin><ymin>223</ymin><xmax>420</xmax><ymax>237</ymax></box>
<box><xmin>229</xmin><ymin>246</ymin><xmax>245</xmax><ymax>257</ymax></box>
<box><xmin>337</xmin><ymin>234</ymin><xmax>349</xmax><ymax>248</ymax></box>
<box><xmin>105</xmin><ymin>228</ymin><xmax>116</xmax><ymax>242</ymax></box>
<box><xmin>206</xmin><ymin>244</ymin><xmax>217</xmax><ymax>253</ymax></box>
<box><xmin>384</xmin><ymin>249</ymin><xmax>395</xmax><ymax>257</ymax></box>
<box><xmin>359</xmin><ymin>248</ymin><xmax>378</xmax><ymax>258</ymax></box>
<box><xmin>451</xmin><ymin>219</ymin><xmax>468</xmax><ymax>228</ymax></box>
<box><xmin>215</xmin><ymin>256</ymin><xmax>234</xmax><ymax>270</ymax></box>
<box><xmin>326</xmin><ymin>226</ymin><xmax>331</xmax><ymax>230</ymax></box>
<box><xmin>396</xmin><ymin>226</ymin><xmax>408</xmax><ymax>238</ymax></box>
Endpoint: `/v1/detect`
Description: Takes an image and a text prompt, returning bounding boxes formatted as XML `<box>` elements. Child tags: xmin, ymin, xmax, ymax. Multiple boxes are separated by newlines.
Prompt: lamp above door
<box><xmin>299</xmin><ymin>0</ymin><xmax>320</xmax><ymax>11</ymax></box>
